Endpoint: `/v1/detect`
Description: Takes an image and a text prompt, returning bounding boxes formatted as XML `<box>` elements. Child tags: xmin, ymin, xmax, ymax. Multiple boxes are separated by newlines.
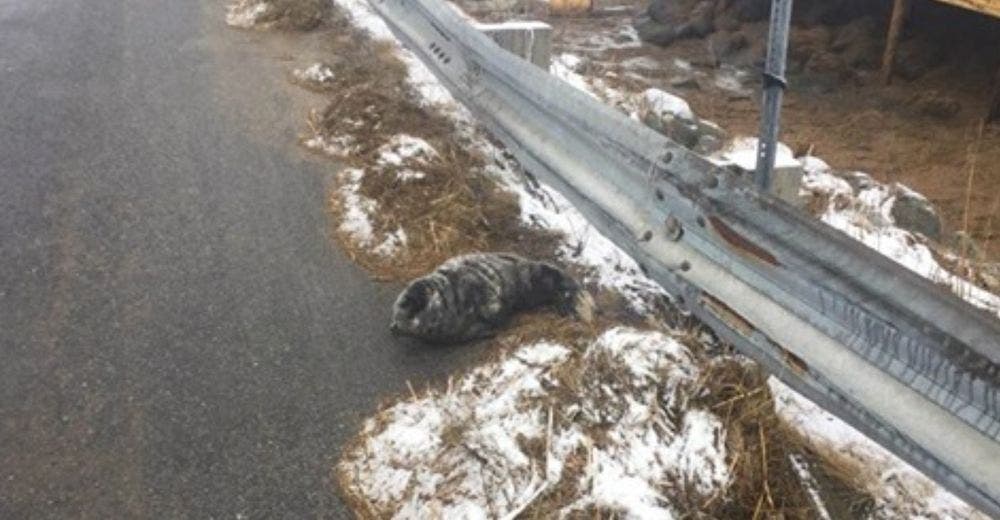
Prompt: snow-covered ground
<box><xmin>339</xmin><ymin>328</ymin><xmax>731</xmax><ymax>519</ymax></box>
<box><xmin>228</xmin><ymin>1</ymin><xmax>997</xmax><ymax>517</ymax></box>
<box><xmin>225</xmin><ymin>0</ymin><xmax>272</xmax><ymax>28</ymax></box>
<box><xmin>292</xmin><ymin>62</ymin><xmax>336</xmax><ymax>87</ymax></box>
<box><xmin>793</xmin><ymin>153</ymin><xmax>1000</xmax><ymax>316</ymax></box>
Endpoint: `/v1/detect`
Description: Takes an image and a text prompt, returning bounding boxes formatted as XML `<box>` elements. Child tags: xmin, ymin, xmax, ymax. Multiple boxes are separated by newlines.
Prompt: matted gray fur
<box><xmin>390</xmin><ymin>253</ymin><xmax>579</xmax><ymax>343</ymax></box>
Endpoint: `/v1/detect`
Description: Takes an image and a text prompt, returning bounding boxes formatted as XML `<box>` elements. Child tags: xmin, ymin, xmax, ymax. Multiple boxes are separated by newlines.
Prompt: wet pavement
<box><xmin>0</xmin><ymin>1</ymin><xmax>484</xmax><ymax>517</ymax></box>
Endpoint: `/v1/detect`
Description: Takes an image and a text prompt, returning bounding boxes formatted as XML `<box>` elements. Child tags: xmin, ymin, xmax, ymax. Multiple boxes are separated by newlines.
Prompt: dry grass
<box><xmin>305</xmin><ymin>16</ymin><xmax>563</xmax><ymax>281</ymax></box>
<box><xmin>257</xmin><ymin>0</ymin><xmax>331</xmax><ymax>30</ymax></box>
<box><xmin>297</xmin><ymin>6</ymin><xmax>875</xmax><ymax>519</ymax></box>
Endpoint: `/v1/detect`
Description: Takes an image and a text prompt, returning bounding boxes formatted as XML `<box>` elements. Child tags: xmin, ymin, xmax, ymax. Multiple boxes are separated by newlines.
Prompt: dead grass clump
<box><xmin>257</xmin><ymin>0</ymin><xmax>330</xmax><ymax>30</ymax></box>
<box><xmin>310</xmin><ymin>19</ymin><xmax>565</xmax><ymax>281</ymax></box>
<box><xmin>690</xmin><ymin>358</ymin><xmax>874</xmax><ymax>518</ymax></box>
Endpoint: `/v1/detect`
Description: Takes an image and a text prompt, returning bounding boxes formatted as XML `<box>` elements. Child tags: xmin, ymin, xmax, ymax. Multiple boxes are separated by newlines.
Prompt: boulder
<box><xmin>647</xmin><ymin>0</ymin><xmax>685</xmax><ymax>24</ymax></box>
<box><xmin>685</xmin><ymin>1</ymin><xmax>716</xmax><ymax>37</ymax></box>
<box><xmin>635</xmin><ymin>17</ymin><xmax>682</xmax><ymax>46</ymax></box>
<box><xmin>639</xmin><ymin>88</ymin><xmax>727</xmax><ymax>152</ymax></box>
<box><xmin>841</xmin><ymin>171</ymin><xmax>876</xmax><ymax>194</ymax></box>
<box><xmin>694</xmin><ymin>133</ymin><xmax>724</xmax><ymax>155</ymax></box>
<box><xmin>890</xmin><ymin>184</ymin><xmax>943</xmax><ymax>241</ymax></box>
<box><xmin>638</xmin><ymin>0</ymin><xmax>715</xmax><ymax>46</ymax></box>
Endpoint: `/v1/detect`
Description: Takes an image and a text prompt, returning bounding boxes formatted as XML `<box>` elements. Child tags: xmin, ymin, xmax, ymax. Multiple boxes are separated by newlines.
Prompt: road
<box><xmin>0</xmin><ymin>1</ymin><xmax>486</xmax><ymax>517</ymax></box>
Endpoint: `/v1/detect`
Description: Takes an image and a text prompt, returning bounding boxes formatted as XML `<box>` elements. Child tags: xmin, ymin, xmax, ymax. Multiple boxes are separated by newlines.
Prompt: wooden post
<box><xmin>881</xmin><ymin>0</ymin><xmax>910</xmax><ymax>85</ymax></box>
<box><xmin>989</xmin><ymin>63</ymin><xmax>1000</xmax><ymax>123</ymax></box>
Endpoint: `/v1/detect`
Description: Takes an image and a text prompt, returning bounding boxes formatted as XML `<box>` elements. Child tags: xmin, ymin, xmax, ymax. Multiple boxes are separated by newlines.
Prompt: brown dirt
<box><xmin>543</xmin><ymin>0</ymin><xmax>1000</xmax><ymax>261</ymax></box>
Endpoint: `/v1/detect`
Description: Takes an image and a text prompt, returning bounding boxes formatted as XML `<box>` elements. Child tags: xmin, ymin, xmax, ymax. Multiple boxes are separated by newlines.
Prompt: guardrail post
<box><xmin>754</xmin><ymin>0</ymin><xmax>793</xmax><ymax>193</ymax></box>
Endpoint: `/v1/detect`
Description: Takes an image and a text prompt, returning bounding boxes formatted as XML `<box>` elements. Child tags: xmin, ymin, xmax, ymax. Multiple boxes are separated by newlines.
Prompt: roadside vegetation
<box><xmin>224</xmin><ymin>0</ymin><xmax>999</xmax><ymax>517</ymax></box>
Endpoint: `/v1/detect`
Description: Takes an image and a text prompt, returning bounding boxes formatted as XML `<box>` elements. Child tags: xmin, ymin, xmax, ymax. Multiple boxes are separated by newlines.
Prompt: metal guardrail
<box><xmin>366</xmin><ymin>0</ymin><xmax>1000</xmax><ymax>514</ymax></box>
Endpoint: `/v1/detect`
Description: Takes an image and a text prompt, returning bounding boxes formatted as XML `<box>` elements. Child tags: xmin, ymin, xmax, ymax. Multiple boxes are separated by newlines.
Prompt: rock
<box><xmin>640</xmin><ymin>88</ymin><xmax>721</xmax><ymax>151</ymax></box>
<box><xmin>639</xmin><ymin>0</ymin><xmax>714</xmax><ymax>46</ymax></box>
<box><xmin>635</xmin><ymin>17</ymin><xmax>681</xmax><ymax>46</ymax></box>
<box><xmin>912</xmin><ymin>90</ymin><xmax>961</xmax><ymax>120</ymax></box>
<box><xmin>890</xmin><ymin>184</ymin><xmax>943</xmax><ymax>241</ymax></box>
<box><xmin>736</xmin><ymin>0</ymin><xmax>771</xmax><ymax>22</ymax></box>
<box><xmin>841</xmin><ymin>171</ymin><xmax>875</xmax><ymax>194</ymax></box>
<box><xmin>696</xmin><ymin>118</ymin><xmax>728</xmax><ymax>143</ymax></box>
<box><xmin>694</xmin><ymin>133</ymin><xmax>724</xmax><ymax>155</ymax></box>
<box><xmin>666</xmin><ymin>119</ymin><xmax>702</xmax><ymax>149</ymax></box>
<box><xmin>685</xmin><ymin>1</ymin><xmax>716</xmax><ymax>38</ymax></box>
<box><xmin>647</xmin><ymin>0</ymin><xmax>686</xmax><ymax>24</ymax></box>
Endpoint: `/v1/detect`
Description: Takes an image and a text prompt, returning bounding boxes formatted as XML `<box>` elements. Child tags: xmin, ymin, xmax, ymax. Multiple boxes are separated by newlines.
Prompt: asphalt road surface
<box><xmin>0</xmin><ymin>1</ymin><xmax>486</xmax><ymax>517</ymax></box>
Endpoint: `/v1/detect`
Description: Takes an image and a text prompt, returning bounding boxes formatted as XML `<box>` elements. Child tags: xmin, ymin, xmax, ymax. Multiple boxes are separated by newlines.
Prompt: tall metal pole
<box><xmin>755</xmin><ymin>0</ymin><xmax>793</xmax><ymax>192</ymax></box>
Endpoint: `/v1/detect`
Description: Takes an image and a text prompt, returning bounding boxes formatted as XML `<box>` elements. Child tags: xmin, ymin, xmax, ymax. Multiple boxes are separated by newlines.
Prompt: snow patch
<box><xmin>337</xmin><ymin>168</ymin><xmax>377</xmax><ymax>246</ymax></box>
<box><xmin>302</xmin><ymin>134</ymin><xmax>358</xmax><ymax>158</ymax></box>
<box><xmin>641</xmin><ymin>88</ymin><xmax>695</xmax><ymax>121</ymax></box>
<box><xmin>550</xmin><ymin>53</ymin><xmax>596</xmax><ymax>98</ymax></box>
<box><xmin>333</xmin><ymin>0</ymin><xmax>469</xmax><ymax>117</ymax></box>
<box><xmin>374</xmin><ymin>228</ymin><xmax>408</xmax><ymax>257</ymax></box>
<box><xmin>292</xmin><ymin>63</ymin><xmax>336</xmax><ymax>86</ymax></box>
<box><xmin>377</xmin><ymin>134</ymin><xmax>437</xmax><ymax>167</ymax></box>
<box><xmin>770</xmin><ymin>379</ymin><xmax>989</xmax><ymax>519</ymax></box>
<box><xmin>225</xmin><ymin>0</ymin><xmax>271</xmax><ymax>28</ymax></box>
<box><xmin>713</xmin><ymin>136</ymin><xmax>799</xmax><ymax>172</ymax></box>
<box><xmin>799</xmin><ymin>157</ymin><xmax>1000</xmax><ymax>316</ymax></box>
<box><xmin>339</xmin><ymin>328</ymin><xmax>730</xmax><ymax>519</ymax></box>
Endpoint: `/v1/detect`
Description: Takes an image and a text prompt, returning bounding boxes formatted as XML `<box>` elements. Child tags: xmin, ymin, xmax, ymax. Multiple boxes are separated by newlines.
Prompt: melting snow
<box><xmin>713</xmin><ymin>136</ymin><xmax>800</xmax><ymax>172</ymax></box>
<box><xmin>292</xmin><ymin>63</ymin><xmax>336</xmax><ymax>85</ymax></box>
<box><xmin>225</xmin><ymin>0</ymin><xmax>271</xmax><ymax>28</ymax></box>
<box><xmin>799</xmin><ymin>156</ymin><xmax>1000</xmax><ymax>316</ymax></box>
<box><xmin>770</xmin><ymin>379</ymin><xmax>989</xmax><ymax>519</ymax></box>
<box><xmin>302</xmin><ymin>134</ymin><xmax>358</xmax><ymax>158</ymax></box>
<box><xmin>377</xmin><ymin>134</ymin><xmax>437</xmax><ymax>167</ymax></box>
<box><xmin>321</xmin><ymin>2</ymin><xmax>999</xmax><ymax>517</ymax></box>
<box><xmin>641</xmin><ymin>88</ymin><xmax>694</xmax><ymax>121</ymax></box>
<box><xmin>337</xmin><ymin>168</ymin><xmax>377</xmax><ymax>246</ymax></box>
<box><xmin>339</xmin><ymin>328</ymin><xmax>731</xmax><ymax>519</ymax></box>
